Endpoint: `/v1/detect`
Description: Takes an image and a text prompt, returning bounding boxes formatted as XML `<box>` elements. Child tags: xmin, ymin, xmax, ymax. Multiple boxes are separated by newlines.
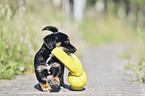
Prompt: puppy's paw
<box><xmin>42</xmin><ymin>87</ymin><xmax>51</xmax><ymax>92</ymax></box>
<box><xmin>50</xmin><ymin>79</ymin><xmax>60</xmax><ymax>87</ymax></box>
<box><xmin>39</xmin><ymin>82</ymin><xmax>51</xmax><ymax>92</ymax></box>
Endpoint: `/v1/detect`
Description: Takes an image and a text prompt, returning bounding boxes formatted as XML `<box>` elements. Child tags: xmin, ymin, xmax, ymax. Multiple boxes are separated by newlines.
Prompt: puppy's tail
<box><xmin>42</xmin><ymin>26</ymin><xmax>58</xmax><ymax>32</ymax></box>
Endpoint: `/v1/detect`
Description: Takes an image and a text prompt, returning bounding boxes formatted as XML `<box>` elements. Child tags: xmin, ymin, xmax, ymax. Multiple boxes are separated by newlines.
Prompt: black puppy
<box><xmin>34</xmin><ymin>26</ymin><xmax>76</xmax><ymax>92</ymax></box>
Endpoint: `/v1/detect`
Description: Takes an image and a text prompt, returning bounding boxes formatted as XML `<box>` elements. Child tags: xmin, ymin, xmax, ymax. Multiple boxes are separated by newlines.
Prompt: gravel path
<box><xmin>0</xmin><ymin>43</ymin><xmax>145</xmax><ymax>96</ymax></box>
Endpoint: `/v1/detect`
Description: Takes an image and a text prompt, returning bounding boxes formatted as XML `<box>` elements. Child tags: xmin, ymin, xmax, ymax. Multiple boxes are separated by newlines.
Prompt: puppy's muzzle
<box><xmin>70</xmin><ymin>48</ymin><xmax>76</xmax><ymax>53</ymax></box>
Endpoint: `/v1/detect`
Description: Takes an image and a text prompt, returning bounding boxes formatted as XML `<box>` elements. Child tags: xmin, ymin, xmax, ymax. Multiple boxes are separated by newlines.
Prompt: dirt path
<box><xmin>0</xmin><ymin>43</ymin><xmax>145</xmax><ymax>96</ymax></box>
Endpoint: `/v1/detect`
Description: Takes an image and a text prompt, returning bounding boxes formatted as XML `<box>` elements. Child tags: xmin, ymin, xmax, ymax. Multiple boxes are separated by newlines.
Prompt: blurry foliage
<box><xmin>130</xmin><ymin>0</ymin><xmax>145</xmax><ymax>7</ymax></box>
<box><xmin>125</xmin><ymin>29</ymin><xmax>145</xmax><ymax>83</ymax></box>
<box><xmin>0</xmin><ymin>0</ymin><xmax>63</xmax><ymax>79</ymax></box>
<box><xmin>79</xmin><ymin>0</ymin><xmax>145</xmax><ymax>46</ymax></box>
<box><xmin>79</xmin><ymin>15</ymin><xmax>136</xmax><ymax>46</ymax></box>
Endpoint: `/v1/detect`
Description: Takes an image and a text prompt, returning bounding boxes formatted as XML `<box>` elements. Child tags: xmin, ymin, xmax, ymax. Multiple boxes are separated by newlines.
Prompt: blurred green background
<box><xmin>0</xmin><ymin>0</ymin><xmax>144</xmax><ymax>82</ymax></box>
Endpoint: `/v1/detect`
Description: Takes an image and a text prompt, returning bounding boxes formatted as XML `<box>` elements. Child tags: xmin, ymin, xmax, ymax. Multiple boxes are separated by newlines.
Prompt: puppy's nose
<box><xmin>71</xmin><ymin>48</ymin><xmax>76</xmax><ymax>53</ymax></box>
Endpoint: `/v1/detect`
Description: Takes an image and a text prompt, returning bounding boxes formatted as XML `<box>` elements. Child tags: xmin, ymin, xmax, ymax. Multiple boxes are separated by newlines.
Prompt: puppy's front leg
<box><xmin>50</xmin><ymin>65</ymin><xmax>61</xmax><ymax>87</ymax></box>
<box><xmin>35</xmin><ymin>68</ymin><xmax>51</xmax><ymax>92</ymax></box>
<box><xmin>60</xmin><ymin>64</ymin><xmax>65</xmax><ymax>86</ymax></box>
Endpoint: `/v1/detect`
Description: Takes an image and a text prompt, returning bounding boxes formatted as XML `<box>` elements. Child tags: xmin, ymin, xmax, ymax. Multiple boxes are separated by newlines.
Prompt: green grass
<box><xmin>125</xmin><ymin>29</ymin><xmax>145</xmax><ymax>83</ymax></box>
<box><xmin>79</xmin><ymin>15</ymin><xmax>136</xmax><ymax>46</ymax></box>
<box><xmin>0</xmin><ymin>0</ymin><xmax>63</xmax><ymax>79</ymax></box>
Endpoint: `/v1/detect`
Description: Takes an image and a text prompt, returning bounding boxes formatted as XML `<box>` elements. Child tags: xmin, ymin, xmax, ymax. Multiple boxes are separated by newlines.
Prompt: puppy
<box><xmin>34</xmin><ymin>26</ymin><xmax>76</xmax><ymax>92</ymax></box>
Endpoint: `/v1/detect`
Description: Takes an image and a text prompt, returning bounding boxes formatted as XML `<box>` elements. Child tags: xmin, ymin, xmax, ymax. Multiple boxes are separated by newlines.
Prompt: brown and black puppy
<box><xmin>34</xmin><ymin>26</ymin><xmax>76</xmax><ymax>92</ymax></box>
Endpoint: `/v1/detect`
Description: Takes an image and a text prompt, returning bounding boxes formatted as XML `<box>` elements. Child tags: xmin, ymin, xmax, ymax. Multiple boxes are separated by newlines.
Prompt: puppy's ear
<box><xmin>43</xmin><ymin>34</ymin><xmax>56</xmax><ymax>49</ymax></box>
